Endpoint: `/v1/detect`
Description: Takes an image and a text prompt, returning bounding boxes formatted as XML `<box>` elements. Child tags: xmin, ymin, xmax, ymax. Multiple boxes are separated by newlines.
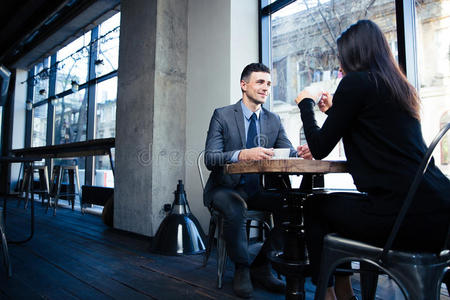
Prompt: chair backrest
<box><xmin>197</xmin><ymin>150</ymin><xmax>210</xmax><ymax>191</ymax></box>
<box><xmin>381</xmin><ymin>122</ymin><xmax>450</xmax><ymax>261</ymax></box>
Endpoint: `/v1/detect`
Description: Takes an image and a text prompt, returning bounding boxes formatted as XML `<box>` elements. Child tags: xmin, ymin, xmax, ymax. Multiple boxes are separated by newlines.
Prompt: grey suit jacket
<box><xmin>203</xmin><ymin>100</ymin><xmax>295</xmax><ymax>206</ymax></box>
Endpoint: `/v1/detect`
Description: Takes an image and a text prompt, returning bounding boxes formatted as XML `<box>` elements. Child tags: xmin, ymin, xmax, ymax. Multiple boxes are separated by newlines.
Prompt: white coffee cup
<box><xmin>272</xmin><ymin>148</ymin><xmax>290</xmax><ymax>159</ymax></box>
<box><xmin>305</xmin><ymin>85</ymin><xmax>323</xmax><ymax>104</ymax></box>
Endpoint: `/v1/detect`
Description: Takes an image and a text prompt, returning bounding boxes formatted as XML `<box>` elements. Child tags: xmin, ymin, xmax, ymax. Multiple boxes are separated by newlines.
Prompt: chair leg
<box><xmin>74</xmin><ymin>166</ymin><xmax>81</xmax><ymax>212</ymax></box>
<box><xmin>262</xmin><ymin>221</ymin><xmax>271</xmax><ymax>240</ymax></box>
<box><xmin>203</xmin><ymin>217</ymin><xmax>217</xmax><ymax>267</ymax></box>
<box><xmin>315</xmin><ymin>261</ymin><xmax>335</xmax><ymax>300</ymax></box>
<box><xmin>246</xmin><ymin>219</ymin><xmax>252</xmax><ymax>241</ymax></box>
<box><xmin>444</xmin><ymin>271</ymin><xmax>450</xmax><ymax>296</ymax></box>
<box><xmin>359</xmin><ymin>262</ymin><xmax>379</xmax><ymax>300</ymax></box>
<box><xmin>315</xmin><ymin>243</ymin><xmax>346</xmax><ymax>300</ymax></box>
<box><xmin>53</xmin><ymin>167</ymin><xmax>63</xmax><ymax>216</ymax></box>
<box><xmin>217</xmin><ymin>216</ymin><xmax>227</xmax><ymax>289</ymax></box>
<box><xmin>53</xmin><ymin>195</ymin><xmax>60</xmax><ymax>216</ymax></box>
<box><xmin>0</xmin><ymin>211</ymin><xmax>12</xmax><ymax>277</ymax></box>
<box><xmin>45</xmin><ymin>195</ymin><xmax>53</xmax><ymax>214</ymax></box>
<box><xmin>257</xmin><ymin>221</ymin><xmax>264</xmax><ymax>242</ymax></box>
<box><xmin>67</xmin><ymin>169</ymin><xmax>75</xmax><ymax>211</ymax></box>
<box><xmin>387</xmin><ymin>261</ymin><xmax>445</xmax><ymax>300</ymax></box>
<box><xmin>23</xmin><ymin>169</ymin><xmax>33</xmax><ymax>210</ymax></box>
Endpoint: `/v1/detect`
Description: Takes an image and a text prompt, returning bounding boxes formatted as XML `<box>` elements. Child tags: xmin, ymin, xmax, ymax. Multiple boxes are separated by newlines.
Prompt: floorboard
<box><xmin>0</xmin><ymin>198</ymin><xmax>448</xmax><ymax>300</ymax></box>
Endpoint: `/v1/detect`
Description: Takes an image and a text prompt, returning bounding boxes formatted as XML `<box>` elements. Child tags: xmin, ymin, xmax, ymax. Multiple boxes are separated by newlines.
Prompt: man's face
<box><xmin>241</xmin><ymin>71</ymin><xmax>271</xmax><ymax>105</ymax></box>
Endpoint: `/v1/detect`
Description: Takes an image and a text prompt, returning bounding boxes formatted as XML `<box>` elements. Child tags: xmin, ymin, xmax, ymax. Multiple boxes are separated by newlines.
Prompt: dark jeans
<box><xmin>209</xmin><ymin>185</ymin><xmax>289</xmax><ymax>266</ymax></box>
<box><xmin>304</xmin><ymin>192</ymin><xmax>450</xmax><ymax>286</ymax></box>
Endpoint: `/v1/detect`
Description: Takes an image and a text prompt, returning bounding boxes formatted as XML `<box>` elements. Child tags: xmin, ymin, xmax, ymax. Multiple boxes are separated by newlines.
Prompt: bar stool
<box><xmin>46</xmin><ymin>164</ymin><xmax>81</xmax><ymax>216</ymax></box>
<box><xmin>22</xmin><ymin>165</ymin><xmax>50</xmax><ymax>209</ymax></box>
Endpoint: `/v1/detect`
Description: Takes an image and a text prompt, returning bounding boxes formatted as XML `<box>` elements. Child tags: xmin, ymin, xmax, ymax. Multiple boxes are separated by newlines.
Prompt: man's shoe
<box><xmin>250</xmin><ymin>263</ymin><xmax>285</xmax><ymax>294</ymax></box>
<box><xmin>233</xmin><ymin>266</ymin><xmax>253</xmax><ymax>298</ymax></box>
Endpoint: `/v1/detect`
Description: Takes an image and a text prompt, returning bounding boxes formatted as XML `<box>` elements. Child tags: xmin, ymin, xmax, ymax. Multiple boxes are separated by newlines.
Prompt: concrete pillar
<box><xmin>115</xmin><ymin>0</ymin><xmax>188</xmax><ymax>236</ymax></box>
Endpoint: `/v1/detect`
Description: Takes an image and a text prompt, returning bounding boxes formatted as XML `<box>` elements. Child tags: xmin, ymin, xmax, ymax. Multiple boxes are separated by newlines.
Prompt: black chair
<box><xmin>315</xmin><ymin>122</ymin><xmax>450</xmax><ymax>300</ymax></box>
<box><xmin>197</xmin><ymin>150</ymin><xmax>273</xmax><ymax>288</ymax></box>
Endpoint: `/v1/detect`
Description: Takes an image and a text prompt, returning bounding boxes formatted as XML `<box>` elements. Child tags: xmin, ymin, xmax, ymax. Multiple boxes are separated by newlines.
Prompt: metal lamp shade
<box><xmin>152</xmin><ymin>180</ymin><xmax>206</xmax><ymax>255</ymax></box>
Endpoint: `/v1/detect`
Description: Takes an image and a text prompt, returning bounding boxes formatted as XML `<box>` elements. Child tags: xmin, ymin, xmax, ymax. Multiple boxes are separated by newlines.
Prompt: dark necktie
<box><xmin>243</xmin><ymin>113</ymin><xmax>259</xmax><ymax>196</ymax></box>
<box><xmin>246</xmin><ymin>113</ymin><xmax>258</xmax><ymax>148</ymax></box>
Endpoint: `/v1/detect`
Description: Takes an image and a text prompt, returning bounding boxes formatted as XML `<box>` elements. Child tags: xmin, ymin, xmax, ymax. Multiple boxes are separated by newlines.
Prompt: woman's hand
<box><xmin>295</xmin><ymin>89</ymin><xmax>314</xmax><ymax>105</ymax></box>
<box><xmin>318</xmin><ymin>91</ymin><xmax>333</xmax><ymax>113</ymax></box>
<box><xmin>297</xmin><ymin>144</ymin><xmax>313</xmax><ymax>160</ymax></box>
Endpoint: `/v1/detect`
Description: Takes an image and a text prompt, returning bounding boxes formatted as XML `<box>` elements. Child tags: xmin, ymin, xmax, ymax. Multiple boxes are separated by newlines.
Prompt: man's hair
<box><xmin>240</xmin><ymin>63</ymin><xmax>270</xmax><ymax>82</ymax></box>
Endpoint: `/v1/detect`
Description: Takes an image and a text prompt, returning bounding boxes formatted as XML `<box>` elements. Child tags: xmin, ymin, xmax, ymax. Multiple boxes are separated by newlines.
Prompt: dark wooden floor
<box><xmin>0</xmin><ymin>198</ymin><xmax>448</xmax><ymax>300</ymax></box>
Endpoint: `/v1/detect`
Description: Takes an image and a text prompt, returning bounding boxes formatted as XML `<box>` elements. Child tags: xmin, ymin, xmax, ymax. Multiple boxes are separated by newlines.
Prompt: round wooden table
<box><xmin>226</xmin><ymin>158</ymin><xmax>347</xmax><ymax>300</ymax></box>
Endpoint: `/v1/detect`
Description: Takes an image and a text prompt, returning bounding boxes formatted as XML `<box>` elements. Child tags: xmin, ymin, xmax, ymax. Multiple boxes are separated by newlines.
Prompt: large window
<box><xmin>262</xmin><ymin>0</ymin><xmax>450</xmax><ymax>187</ymax></box>
<box><xmin>262</xmin><ymin>0</ymin><xmax>397</xmax><ymax>188</ymax></box>
<box><xmin>26</xmin><ymin>12</ymin><xmax>120</xmax><ymax>188</ymax></box>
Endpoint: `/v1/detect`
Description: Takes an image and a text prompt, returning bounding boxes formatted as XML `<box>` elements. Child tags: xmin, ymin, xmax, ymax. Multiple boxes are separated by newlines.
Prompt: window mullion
<box><xmin>25</xmin><ymin>69</ymin><xmax>34</xmax><ymax>148</ymax></box>
<box><xmin>47</xmin><ymin>54</ymin><xmax>57</xmax><ymax>146</ymax></box>
<box><xmin>85</xmin><ymin>27</ymin><xmax>99</xmax><ymax>186</ymax></box>
<box><xmin>260</xmin><ymin>0</ymin><xmax>271</xmax><ymax>110</ymax></box>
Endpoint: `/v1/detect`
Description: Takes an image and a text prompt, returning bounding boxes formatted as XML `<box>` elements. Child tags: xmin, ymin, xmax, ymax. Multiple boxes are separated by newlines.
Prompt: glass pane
<box><xmin>56</xmin><ymin>32</ymin><xmax>91</xmax><ymax>94</ymax></box>
<box><xmin>94</xmin><ymin>76</ymin><xmax>117</xmax><ymax>188</ymax></box>
<box><xmin>95</xmin><ymin>77</ymin><xmax>117</xmax><ymax>139</ymax></box>
<box><xmin>33</xmin><ymin>57</ymin><xmax>51</xmax><ymax>103</ymax></box>
<box><xmin>94</xmin><ymin>151</ymin><xmax>115</xmax><ymax>188</ymax></box>
<box><xmin>54</xmin><ymin>89</ymin><xmax>87</xmax><ymax>144</ymax></box>
<box><xmin>32</xmin><ymin>104</ymin><xmax>47</xmax><ymax>147</ymax></box>
<box><xmin>96</xmin><ymin>13</ymin><xmax>120</xmax><ymax>77</ymax></box>
<box><xmin>269</xmin><ymin>0</ymin><xmax>396</xmax><ymax>188</ymax></box>
<box><xmin>416</xmin><ymin>1</ymin><xmax>450</xmax><ymax>177</ymax></box>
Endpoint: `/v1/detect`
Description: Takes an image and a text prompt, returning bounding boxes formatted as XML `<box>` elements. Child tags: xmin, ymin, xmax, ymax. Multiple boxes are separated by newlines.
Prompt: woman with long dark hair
<box><xmin>295</xmin><ymin>20</ymin><xmax>450</xmax><ymax>300</ymax></box>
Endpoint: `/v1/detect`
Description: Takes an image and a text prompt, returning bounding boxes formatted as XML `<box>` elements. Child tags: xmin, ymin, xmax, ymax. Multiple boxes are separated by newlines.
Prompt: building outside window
<box><xmin>94</xmin><ymin>76</ymin><xmax>118</xmax><ymax>187</ymax></box>
<box><xmin>54</xmin><ymin>89</ymin><xmax>87</xmax><ymax>145</ymax></box>
<box><xmin>56</xmin><ymin>33</ymin><xmax>90</xmax><ymax>95</ymax></box>
<box><xmin>262</xmin><ymin>0</ymin><xmax>450</xmax><ymax>187</ymax></box>
<box><xmin>26</xmin><ymin>12</ymin><xmax>120</xmax><ymax>188</ymax></box>
<box><xmin>31</xmin><ymin>103</ymin><xmax>47</xmax><ymax>147</ymax></box>
<box><xmin>415</xmin><ymin>0</ymin><xmax>450</xmax><ymax>176</ymax></box>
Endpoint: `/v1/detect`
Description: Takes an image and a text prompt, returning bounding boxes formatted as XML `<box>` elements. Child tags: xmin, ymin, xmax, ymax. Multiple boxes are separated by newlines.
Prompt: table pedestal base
<box><xmin>269</xmin><ymin>190</ymin><xmax>310</xmax><ymax>300</ymax></box>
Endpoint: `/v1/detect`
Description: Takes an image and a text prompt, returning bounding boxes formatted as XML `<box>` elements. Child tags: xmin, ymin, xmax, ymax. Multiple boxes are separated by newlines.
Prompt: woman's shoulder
<box><xmin>336</xmin><ymin>71</ymin><xmax>373</xmax><ymax>93</ymax></box>
<box><xmin>341</xmin><ymin>71</ymin><xmax>372</xmax><ymax>84</ymax></box>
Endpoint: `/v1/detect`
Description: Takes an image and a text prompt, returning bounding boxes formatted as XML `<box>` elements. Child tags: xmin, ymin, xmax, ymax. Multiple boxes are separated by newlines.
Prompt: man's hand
<box><xmin>238</xmin><ymin>147</ymin><xmax>274</xmax><ymax>161</ymax></box>
<box><xmin>297</xmin><ymin>144</ymin><xmax>313</xmax><ymax>160</ymax></box>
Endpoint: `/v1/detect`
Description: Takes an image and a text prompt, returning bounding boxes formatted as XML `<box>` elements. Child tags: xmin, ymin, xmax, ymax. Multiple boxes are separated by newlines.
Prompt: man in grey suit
<box><xmin>204</xmin><ymin>63</ymin><xmax>311</xmax><ymax>298</ymax></box>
